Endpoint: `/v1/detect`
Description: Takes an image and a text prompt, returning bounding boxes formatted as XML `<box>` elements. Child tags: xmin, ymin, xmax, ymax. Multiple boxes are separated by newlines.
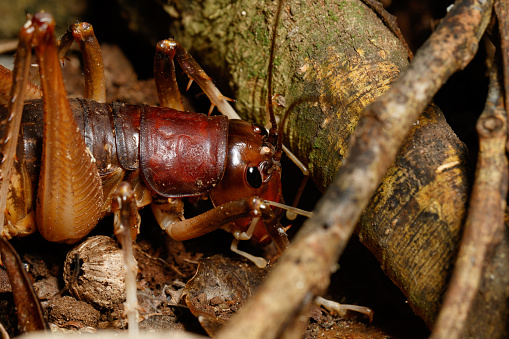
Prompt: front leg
<box><xmin>152</xmin><ymin>197</ymin><xmax>290</xmax><ymax>267</ymax></box>
<box><xmin>30</xmin><ymin>13</ymin><xmax>104</xmax><ymax>243</ymax></box>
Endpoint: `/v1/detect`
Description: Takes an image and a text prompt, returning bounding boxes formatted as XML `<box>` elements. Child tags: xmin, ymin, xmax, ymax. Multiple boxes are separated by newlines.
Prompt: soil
<box><xmin>0</xmin><ymin>43</ymin><xmax>430</xmax><ymax>338</ymax></box>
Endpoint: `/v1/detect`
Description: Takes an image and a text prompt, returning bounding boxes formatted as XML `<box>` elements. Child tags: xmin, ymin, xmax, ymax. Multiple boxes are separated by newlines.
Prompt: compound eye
<box><xmin>246</xmin><ymin>166</ymin><xmax>263</xmax><ymax>188</ymax></box>
<box><xmin>253</xmin><ymin>123</ymin><xmax>268</xmax><ymax>138</ymax></box>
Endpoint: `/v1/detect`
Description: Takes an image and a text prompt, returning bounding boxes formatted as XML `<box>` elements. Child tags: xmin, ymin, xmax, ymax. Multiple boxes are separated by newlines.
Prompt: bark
<box><xmin>358</xmin><ymin>103</ymin><xmax>469</xmax><ymax>325</ymax></box>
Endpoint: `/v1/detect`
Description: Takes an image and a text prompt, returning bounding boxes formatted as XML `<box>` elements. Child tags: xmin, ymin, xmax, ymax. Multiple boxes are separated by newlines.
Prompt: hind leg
<box><xmin>0</xmin><ymin>21</ymin><xmax>39</xmax><ymax>239</ymax></box>
<box><xmin>0</xmin><ymin>65</ymin><xmax>42</xmax><ymax>106</ymax></box>
<box><xmin>8</xmin><ymin>13</ymin><xmax>105</xmax><ymax>244</ymax></box>
<box><xmin>57</xmin><ymin>22</ymin><xmax>106</xmax><ymax>102</ymax></box>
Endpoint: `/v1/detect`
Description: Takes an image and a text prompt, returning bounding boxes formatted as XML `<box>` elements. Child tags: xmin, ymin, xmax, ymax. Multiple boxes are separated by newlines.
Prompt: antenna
<box><xmin>267</xmin><ymin>0</ymin><xmax>285</xmax><ymax>146</ymax></box>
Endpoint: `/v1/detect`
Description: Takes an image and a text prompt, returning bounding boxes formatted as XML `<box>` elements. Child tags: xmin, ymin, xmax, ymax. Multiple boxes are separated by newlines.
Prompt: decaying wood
<box><xmin>214</xmin><ymin>0</ymin><xmax>493</xmax><ymax>338</ymax></box>
<box><xmin>357</xmin><ymin>103</ymin><xmax>469</xmax><ymax>325</ymax></box>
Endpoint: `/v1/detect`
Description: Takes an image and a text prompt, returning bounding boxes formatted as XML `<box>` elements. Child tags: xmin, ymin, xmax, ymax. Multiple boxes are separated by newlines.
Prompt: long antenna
<box><xmin>274</xmin><ymin>97</ymin><xmax>314</xmax><ymax>161</ymax></box>
<box><xmin>267</xmin><ymin>0</ymin><xmax>284</xmax><ymax>145</ymax></box>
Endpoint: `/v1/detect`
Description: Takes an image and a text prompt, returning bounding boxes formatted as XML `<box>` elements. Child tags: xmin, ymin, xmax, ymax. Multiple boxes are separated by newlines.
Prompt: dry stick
<box><xmin>216</xmin><ymin>1</ymin><xmax>493</xmax><ymax>338</ymax></box>
<box><xmin>429</xmin><ymin>50</ymin><xmax>508</xmax><ymax>339</ymax></box>
<box><xmin>494</xmin><ymin>0</ymin><xmax>509</xmax><ymax>118</ymax></box>
<box><xmin>113</xmin><ymin>182</ymin><xmax>140</xmax><ymax>336</ymax></box>
<box><xmin>0</xmin><ymin>236</ymin><xmax>48</xmax><ymax>332</ymax></box>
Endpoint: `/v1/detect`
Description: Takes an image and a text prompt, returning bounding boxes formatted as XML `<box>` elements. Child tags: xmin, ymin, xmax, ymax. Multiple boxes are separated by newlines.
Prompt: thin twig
<box><xmin>494</xmin><ymin>0</ymin><xmax>509</xmax><ymax>117</ymax></box>
<box><xmin>216</xmin><ymin>0</ymin><xmax>493</xmax><ymax>337</ymax></box>
<box><xmin>0</xmin><ymin>236</ymin><xmax>48</xmax><ymax>332</ymax></box>
<box><xmin>429</xmin><ymin>45</ymin><xmax>508</xmax><ymax>339</ymax></box>
<box><xmin>113</xmin><ymin>182</ymin><xmax>140</xmax><ymax>337</ymax></box>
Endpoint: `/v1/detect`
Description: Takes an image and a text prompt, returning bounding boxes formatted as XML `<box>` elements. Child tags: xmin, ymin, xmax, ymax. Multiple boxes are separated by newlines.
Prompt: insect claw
<box><xmin>315</xmin><ymin>296</ymin><xmax>374</xmax><ymax>324</ymax></box>
<box><xmin>258</xmin><ymin>234</ymin><xmax>269</xmax><ymax>243</ymax></box>
<box><xmin>186</xmin><ymin>78</ymin><xmax>194</xmax><ymax>91</ymax></box>
<box><xmin>220</xmin><ymin>94</ymin><xmax>236</xmax><ymax>103</ymax></box>
<box><xmin>208</xmin><ymin>104</ymin><xmax>216</xmax><ymax>116</ymax></box>
<box><xmin>271</xmin><ymin>93</ymin><xmax>286</xmax><ymax>107</ymax></box>
<box><xmin>230</xmin><ymin>239</ymin><xmax>267</xmax><ymax>268</ymax></box>
<box><xmin>58</xmin><ymin>55</ymin><xmax>71</xmax><ymax>65</ymax></box>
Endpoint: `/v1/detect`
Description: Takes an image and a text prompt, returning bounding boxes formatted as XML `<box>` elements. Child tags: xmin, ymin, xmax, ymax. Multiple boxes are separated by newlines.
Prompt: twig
<box><xmin>429</xmin><ymin>45</ymin><xmax>508</xmax><ymax>339</ymax></box>
<box><xmin>216</xmin><ymin>0</ymin><xmax>493</xmax><ymax>337</ymax></box>
<box><xmin>113</xmin><ymin>182</ymin><xmax>141</xmax><ymax>337</ymax></box>
<box><xmin>494</xmin><ymin>0</ymin><xmax>509</xmax><ymax>117</ymax></box>
<box><xmin>0</xmin><ymin>236</ymin><xmax>48</xmax><ymax>333</ymax></box>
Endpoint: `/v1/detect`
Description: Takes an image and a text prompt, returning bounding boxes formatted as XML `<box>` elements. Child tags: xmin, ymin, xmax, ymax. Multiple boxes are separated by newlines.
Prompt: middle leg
<box><xmin>154</xmin><ymin>39</ymin><xmax>239</xmax><ymax>118</ymax></box>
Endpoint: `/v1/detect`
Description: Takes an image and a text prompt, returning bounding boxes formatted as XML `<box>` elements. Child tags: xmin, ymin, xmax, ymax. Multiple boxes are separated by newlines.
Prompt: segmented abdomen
<box><xmin>3</xmin><ymin>99</ymin><xmax>229</xmax><ymax>198</ymax></box>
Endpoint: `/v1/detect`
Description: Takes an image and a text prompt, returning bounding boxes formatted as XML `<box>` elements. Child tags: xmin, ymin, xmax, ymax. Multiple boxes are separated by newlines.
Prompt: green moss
<box><xmin>328</xmin><ymin>9</ymin><xmax>339</xmax><ymax>22</ymax></box>
<box><xmin>251</xmin><ymin>14</ymin><xmax>270</xmax><ymax>46</ymax></box>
